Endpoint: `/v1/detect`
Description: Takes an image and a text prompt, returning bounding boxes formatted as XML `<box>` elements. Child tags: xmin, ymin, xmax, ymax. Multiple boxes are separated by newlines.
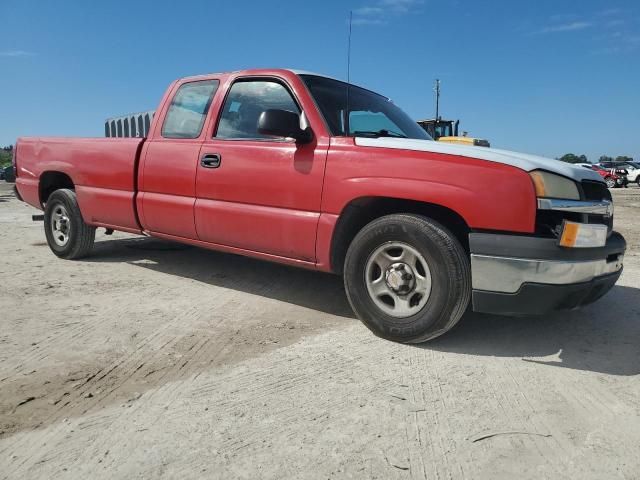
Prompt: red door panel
<box><xmin>138</xmin><ymin>77</ymin><xmax>221</xmax><ymax>240</ymax></box>
<box><xmin>195</xmin><ymin>139</ymin><xmax>328</xmax><ymax>261</ymax></box>
<box><xmin>140</xmin><ymin>191</ymin><xmax>198</xmax><ymax>238</ymax></box>
<box><xmin>194</xmin><ymin>199</ymin><xmax>319</xmax><ymax>261</ymax></box>
<box><xmin>140</xmin><ymin>140</ymin><xmax>201</xmax><ymax>238</ymax></box>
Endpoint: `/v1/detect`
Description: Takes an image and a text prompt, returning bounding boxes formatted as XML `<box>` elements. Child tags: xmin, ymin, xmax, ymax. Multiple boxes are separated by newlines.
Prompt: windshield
<box><xmin>300</xmin><ymin>74</ymin><xmax>431</xmax><ymax>140</ymax></box>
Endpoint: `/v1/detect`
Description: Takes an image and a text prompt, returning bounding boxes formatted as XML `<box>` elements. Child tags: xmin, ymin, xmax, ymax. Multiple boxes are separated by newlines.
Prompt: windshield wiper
<box><xmin>353</xmin><ymin>129</ymin><xmax>407</xmax><ymax>138</ymax></box>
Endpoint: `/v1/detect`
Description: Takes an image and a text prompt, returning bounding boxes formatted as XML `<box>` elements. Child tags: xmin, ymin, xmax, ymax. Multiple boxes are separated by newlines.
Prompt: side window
<box><xmin>216</xmin><ymin>80</ymin><xmax>300</xmax><ymax>140</ymax></box>
<box><xmin>162</xmin><ymin>80</ymin><xmax>219</xmax><ymax>139</ymax></box>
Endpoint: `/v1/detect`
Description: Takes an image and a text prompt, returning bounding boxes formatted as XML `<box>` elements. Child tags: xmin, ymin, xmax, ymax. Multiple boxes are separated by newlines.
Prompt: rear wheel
<box><xmin>605</xmin><ymin>177</ymin><xmax>616</xmax><ymax>189</ymax></box>
<box><xmin>344</xmin><ymin>214</ymin><xmax>471</xmax><ymax>343</ymax></box>
<box><xmin>44</xmin><ymin>189</ymin><xmax>95</xmax><ymax>259</ymax></box>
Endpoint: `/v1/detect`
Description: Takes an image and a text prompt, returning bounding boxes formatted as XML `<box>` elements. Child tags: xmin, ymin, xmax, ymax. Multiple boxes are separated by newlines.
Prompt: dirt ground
<box><xmin>0</xmin><ymin>182</ymin><xmax>639</xmax><ymax>479</ymax></box>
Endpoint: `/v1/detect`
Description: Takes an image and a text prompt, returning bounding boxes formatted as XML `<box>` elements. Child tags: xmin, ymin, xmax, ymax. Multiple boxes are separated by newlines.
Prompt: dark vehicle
<box><xmin>3</xmin><ymin>165</ymin><xmax>16</xmax><ymax>183</ymax></box>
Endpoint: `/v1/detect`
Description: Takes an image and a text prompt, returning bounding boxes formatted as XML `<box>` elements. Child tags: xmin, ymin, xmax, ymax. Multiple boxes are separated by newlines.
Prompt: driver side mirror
<box><xmin>257</xmin><ymin>109</ymin><xmax>313</xmax><ymax>144</ymax></box>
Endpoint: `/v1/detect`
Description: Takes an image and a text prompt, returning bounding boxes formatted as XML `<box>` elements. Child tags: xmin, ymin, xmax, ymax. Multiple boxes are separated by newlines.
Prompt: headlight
<box><xmin>529</xmin><ymin>170</ymin><xmax>580</xmax><ymax>200</ymax></box>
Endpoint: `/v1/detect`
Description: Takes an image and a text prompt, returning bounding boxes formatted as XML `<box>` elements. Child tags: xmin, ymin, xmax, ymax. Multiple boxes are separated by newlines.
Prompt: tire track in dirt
<box><xmin>0</xmin><ymin>318</ymin><xmax>90</xmax><ymax>378</ymax></box>
<box><xmin>57</xmin><ymin>328</ymin><xmax>378</xmax><ymax>477</ymax></box>
<box><xmin>0</xmin><ymin>302</ymin><xmax>208</xmax><ymax>474</ymax></box>
<box><xmin>3</xmin><ymin>298</ymin><xmax>348</xmax><ymax>478</ymax></box>
<box><xmin>0</xmin><ymin>276</ymin><xmax>167</xmax><ymax>380</ymax></box>
<box><xmin>502</xmin><ymin>363</ymin><xmax>573</xmax><ymax>457</ymax></box>
<box><xmin>2</xmin><ymin>260</ymin><xmax>351</xmax><ymax>476</ymax></box>
<box><xmin>481</xmin><ymin>361</ymin><xmax>564</xmax><ymax>474</ymax></box>
<box><xmin>2</xmin><ymin>317</ymin><xmax>640</xmax><ymax>479</ymax></box>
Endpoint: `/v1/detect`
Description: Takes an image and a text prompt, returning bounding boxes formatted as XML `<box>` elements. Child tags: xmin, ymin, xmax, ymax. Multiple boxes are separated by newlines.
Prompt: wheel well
<box><xmin>39</xmin><ymin>171</ymin><xmax>74</xmax><ymax>206</ymax></box>
<box><xmin>330</xmin><ymin>197</ymin><xmax>470</xmax><ymax>274</ymax></box>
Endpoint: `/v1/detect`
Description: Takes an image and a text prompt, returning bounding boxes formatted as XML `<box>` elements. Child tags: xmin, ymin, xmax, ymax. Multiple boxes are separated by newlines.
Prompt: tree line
<box><xmin>0</xmin><ymin>145</ymin><xmax>13</xmax><ymax>167</ymax></box>
<box><xmin>558</xmin><ymin>153</ymin><xmax>634</xmax><ymax>164</ymax></box>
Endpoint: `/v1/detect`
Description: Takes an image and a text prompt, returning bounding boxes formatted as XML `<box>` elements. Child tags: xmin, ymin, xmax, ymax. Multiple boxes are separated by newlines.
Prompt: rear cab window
<box><xmin>162</xmin><ymin>80</ymin><xmax>219</xmax><ymax>138</ymax></box>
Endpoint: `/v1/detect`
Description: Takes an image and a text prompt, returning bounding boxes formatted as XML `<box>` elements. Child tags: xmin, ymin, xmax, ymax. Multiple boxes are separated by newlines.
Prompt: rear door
<box><xmin>194</xmin><ymin>76</ymin><xmax>328</xmax><ymax>262</ymax></box>
<box><xmin>138</xmin><ymin>79</ymin><xmax>219</xmax><ymax>238</ymax></box>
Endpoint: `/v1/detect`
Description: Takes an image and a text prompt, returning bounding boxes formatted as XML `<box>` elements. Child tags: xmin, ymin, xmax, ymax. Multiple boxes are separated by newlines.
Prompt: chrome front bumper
<box><xmin>469</xmin><ymin>231</ymin><xmax>626</xmax><ymax>315</ymax></box>
<box><xmin>471</xmin><ymin>254</ymin><xmax>624</xmax><ymax>294</ymax></box>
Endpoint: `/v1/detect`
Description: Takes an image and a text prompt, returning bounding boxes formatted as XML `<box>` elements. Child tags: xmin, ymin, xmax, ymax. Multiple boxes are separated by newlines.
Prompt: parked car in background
<box><xmin>596</xmin><ymin>164</ymin><xmax>628</xmax><ymax>188</ymax></box>
<box><xmin>13</xmin><ymin>68</ymin><xmax>626</xmax><ymax>343</ymax></box>
<box><xmin>580</xmin><ymin>164</ymin><xmax>626</xmax><ymax>188</ymax></box>
<box><xmin>3</xmin><ymin>165</ymin><xmax>16</xmax><ymax>183</ymax></box>
<box><xmin>0</xmin><ymin>168</ymin><xmax>5</xmax><ymax>180</ymax></box>
<box><xmin>599</xmin><ymin>161</ymin><xmax>639</xmax><ymax>186</ymax></box>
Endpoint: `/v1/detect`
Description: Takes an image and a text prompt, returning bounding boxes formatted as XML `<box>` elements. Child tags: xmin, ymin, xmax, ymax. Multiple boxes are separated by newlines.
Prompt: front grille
<box><xmin>535</xmin><ymin>210</ymin><xmax>581</xmax><ymax>237</ymax></box>
<box><xmin>535</xmin><ymin>180</ymin><xmax>613</xmax><ymax>238</ymax></box>
<box><xmin>581</xmin><ymin>180</ymin><xmax>613</xmax><ymax>233</ymax></box>
<box><xmin>581</xmin><ymin>180</ymin><xmax>611</xmax><ymax>201</ymax></box>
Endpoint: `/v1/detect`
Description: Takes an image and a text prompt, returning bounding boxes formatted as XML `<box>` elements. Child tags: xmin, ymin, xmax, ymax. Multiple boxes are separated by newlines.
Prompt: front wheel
<box><xmin>344</xmin><ymin>214</ymin><xmax>471</xmax><ymax>343</ymax></box>
<box><xmin>44</xmin><ymin>189</ymin><xmax>96</xmax><ymax>259</ymax></box>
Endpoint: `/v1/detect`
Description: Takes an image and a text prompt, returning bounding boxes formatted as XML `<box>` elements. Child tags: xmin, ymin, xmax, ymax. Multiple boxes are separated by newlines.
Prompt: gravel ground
<box><xmin>0</xmin><ymin>182</ymin><xmax>639</xmax><ymax>479</ymax></box>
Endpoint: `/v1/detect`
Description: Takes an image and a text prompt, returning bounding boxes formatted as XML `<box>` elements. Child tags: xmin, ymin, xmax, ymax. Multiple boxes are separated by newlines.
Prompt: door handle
<box><xmin>201</xmin><ymin>153</ymin><xmax>221</xmax><ymax>168</ymax></box>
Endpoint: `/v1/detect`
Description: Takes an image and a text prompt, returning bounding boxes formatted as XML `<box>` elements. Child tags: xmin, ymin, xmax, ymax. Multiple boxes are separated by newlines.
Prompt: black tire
<box><xmin>344</xmin><ymin>214</ymin><xmax>471</xmax><ymax>343</ymax></box>
<box><xmin>44</xmin><ymin>189</ymin><xmax>95</xmax><ymax>259</ymax></box>
<box><xmin>605</xmin><ymin>177</ymin><xmax>616</xmax><ymax>189</ymax></box>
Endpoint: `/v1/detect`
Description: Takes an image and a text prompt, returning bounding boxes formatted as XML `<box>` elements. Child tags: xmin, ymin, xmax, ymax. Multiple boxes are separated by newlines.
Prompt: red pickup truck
<box><xmin>14</xmin><ymin>69</ymin><xmax>626</xmax><ymax>343</ymax></box>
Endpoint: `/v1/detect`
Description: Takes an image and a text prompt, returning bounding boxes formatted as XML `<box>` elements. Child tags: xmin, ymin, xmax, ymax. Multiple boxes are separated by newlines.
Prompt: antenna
<box><xmin>346</xmin><ymin>10</ymin><xmax>353</xmax><ymax>136</ymax></box>
<box><xmin>434</xmin><ymin>78</ymin><xmax>441</xmax><ymax>121</ymax></box>
<box><xmin>348</xmin><ymin>11</ymin><xmax>353</xmax><ymax>85</ymax></box>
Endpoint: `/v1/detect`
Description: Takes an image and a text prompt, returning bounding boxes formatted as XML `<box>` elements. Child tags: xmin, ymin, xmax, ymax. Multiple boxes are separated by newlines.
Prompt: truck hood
<box><xmin>354</xmin><ymin>137</ymin><xmax>604</xmax><ymax>183</ymax></box>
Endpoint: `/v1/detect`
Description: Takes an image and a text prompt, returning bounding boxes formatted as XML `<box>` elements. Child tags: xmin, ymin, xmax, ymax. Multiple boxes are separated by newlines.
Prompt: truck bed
<box><xmin>15</xmin><ymin>137</ymin><xmax>144</xmax><ymax>232</ymax></box>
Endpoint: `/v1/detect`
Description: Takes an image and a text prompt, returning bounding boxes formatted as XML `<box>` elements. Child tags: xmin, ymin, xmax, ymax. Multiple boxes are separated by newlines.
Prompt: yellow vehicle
<box><xmin>417</xmin><ymin>118</ymin><xmax>490</xmax><ymax>147</ymax></box>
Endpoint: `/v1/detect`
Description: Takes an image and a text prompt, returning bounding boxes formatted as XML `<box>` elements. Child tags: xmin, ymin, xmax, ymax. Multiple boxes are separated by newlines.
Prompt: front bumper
<box><xmin>470</xmin><ymin>231</ymin><xmax>626</xmax><ymax>316</ymax></box>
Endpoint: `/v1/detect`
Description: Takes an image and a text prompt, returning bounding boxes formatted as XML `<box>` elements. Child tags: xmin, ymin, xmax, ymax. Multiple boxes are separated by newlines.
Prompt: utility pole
<box><xmin>434</xmin><ymin>79</ymin><xmax>440</xmax><ymax>121</ymax></box>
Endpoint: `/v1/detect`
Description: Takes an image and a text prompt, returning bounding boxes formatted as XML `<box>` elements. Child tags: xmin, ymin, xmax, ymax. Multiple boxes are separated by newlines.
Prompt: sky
<box><xmin>1</xmin><ymin>0</ymin><xmax>639</xmax><ymax>161</ymax></box>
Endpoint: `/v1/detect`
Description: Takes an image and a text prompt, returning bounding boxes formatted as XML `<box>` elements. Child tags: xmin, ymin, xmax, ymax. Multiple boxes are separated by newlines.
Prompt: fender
<box><xmin>322</xmin><ymin>138</ymin><xmax>538</xmax><ymax>233</ymax></box>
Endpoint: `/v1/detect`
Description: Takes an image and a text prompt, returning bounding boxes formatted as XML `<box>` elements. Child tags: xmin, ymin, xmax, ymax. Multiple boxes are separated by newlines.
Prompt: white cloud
<box><xmin>597</xmin><ymin>8</ymin><xmax>623</xmax><ymax>17</ymax></box>
<box><xmin>352</xmin><ymin>17</ymin><xmax>387</xmax><ymax>26</ymax></box>
<box><xmin>592</xmin><ymin>35</ymin><xmax>640</xmax><ymax>55</ymax></box>
<box><xmin>605</xmin><ymin>19</ymin><xmax>625</xmax><ymax>28</ymax></box>
<box><xmin>537</xmin><ymin>21</ymin><xmax>593</xmax><ymax>34</ymax></box>
<box><xmin>530</xmin><ymin>7</ymin><xmax>639</xmax><ymax>53</ymax></box>
<box><xmin>379</xmin><ymin>0</ymin><xmax>422</xmax><ymax>13</ymax></box>
<box><xmin>0</xmin><ymin>50</ymin><xmax>35</xmax><ymax>57</ymax></box>
<box><xmin>549</xmin><ymin>13</ymin><xmax>579</xmax><ymax>22</ymax></box>
<box><xmin>352</xmin><ymin>0</ymin><xmax>422</xmax><ymax>26</ymax></box>
<box><xmin>354</xmin><ymin>6</ymin><xmax>383</xmax><ymax>15</ymax></box>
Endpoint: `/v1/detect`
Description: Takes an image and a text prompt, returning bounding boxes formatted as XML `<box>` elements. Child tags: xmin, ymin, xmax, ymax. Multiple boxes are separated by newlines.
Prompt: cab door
<box><xmin>138</xmin><ymin>79</ymin><xmax>219</xmax><ymax>238</ymax></box>
<box><xmin>194</xmin><ymin>77</ymin><xmax>328</xmax><ymax>262</ymax></box>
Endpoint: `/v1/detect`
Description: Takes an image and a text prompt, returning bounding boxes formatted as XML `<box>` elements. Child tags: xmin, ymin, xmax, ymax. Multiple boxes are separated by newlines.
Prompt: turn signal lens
<box><xmin>559</xmin><ymin>222</ymin><xmax>580</xmax><ymax>247</ymax></box>
<box><xmin>530</xmin><ymin>171</ymin><xmax>547</xmax><ymax>197</ymax></box>
<box><xmin>559</xmin><ymin>221</ymin><xmax>608</xmax><ymax>248</ymax></box>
